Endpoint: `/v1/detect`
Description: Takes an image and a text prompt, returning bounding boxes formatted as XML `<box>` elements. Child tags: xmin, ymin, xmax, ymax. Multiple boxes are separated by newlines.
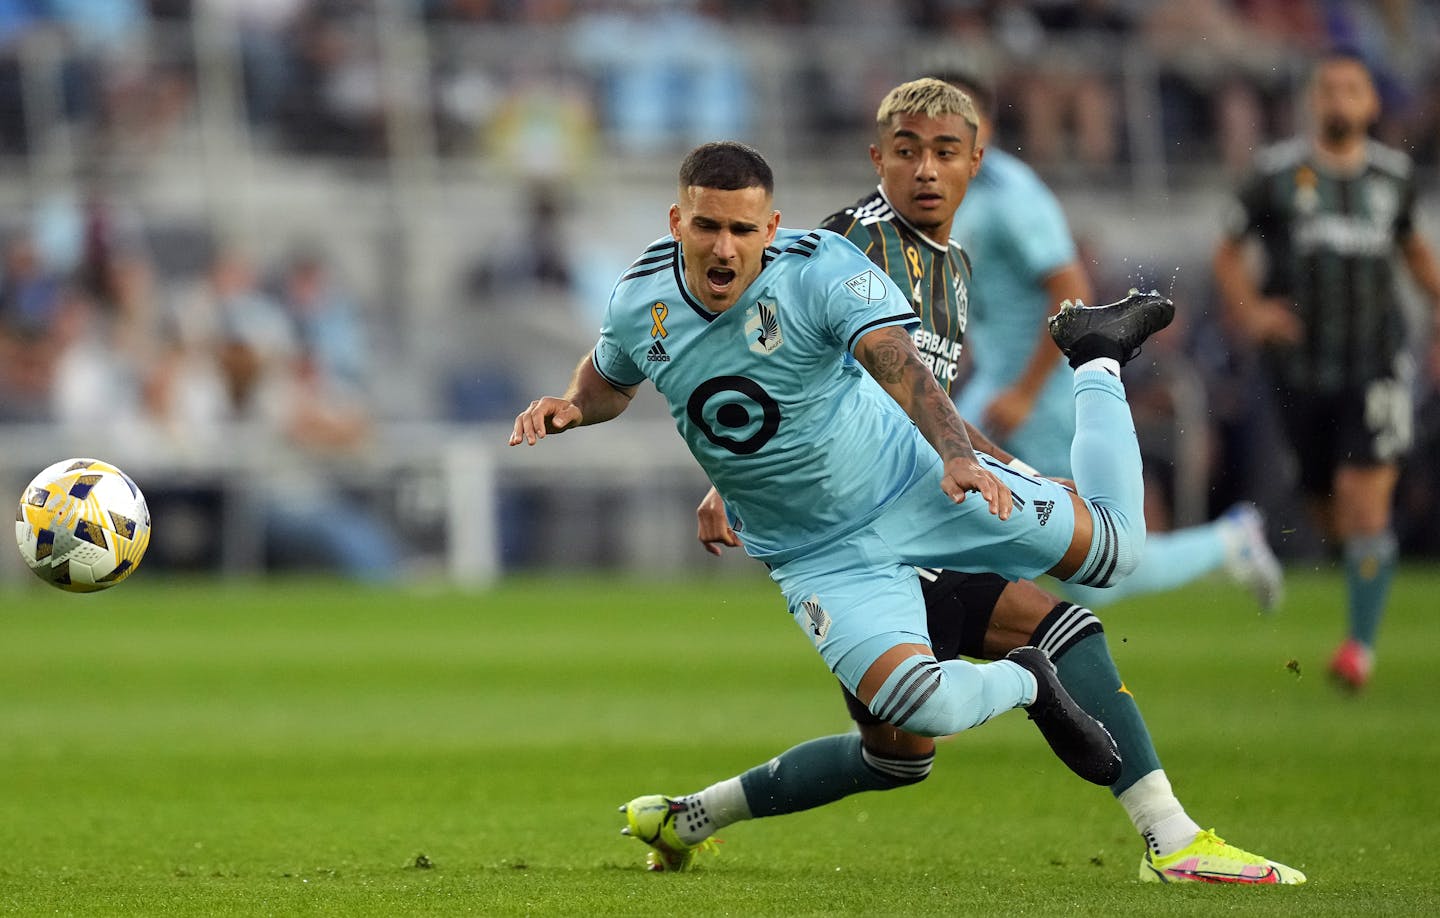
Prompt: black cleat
<box><xmin>1006</xmin><ymin>646</ymin><xmax>1122</xmax><ymax>786</ymax></box>
<box><xmin>1048</xmin><ymin>289</ymin><xmax>1176</xmax><ymax>368</ymax></box>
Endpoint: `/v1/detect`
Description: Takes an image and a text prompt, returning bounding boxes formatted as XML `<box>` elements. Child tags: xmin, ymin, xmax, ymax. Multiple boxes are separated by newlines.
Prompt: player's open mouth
<box><xmin>707</xmin><ymin>267</ymin><xmax>736</xmax><ymax>291</ymax></box>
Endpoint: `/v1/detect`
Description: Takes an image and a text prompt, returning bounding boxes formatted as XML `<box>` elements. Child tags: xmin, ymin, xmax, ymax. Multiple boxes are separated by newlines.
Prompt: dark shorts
<box><xmin>1274</xmin><ymin>378</ymin><xmax>1413</xmax><ymax>496</ymax></box>
<box><xmin>841</xmin><ymin>569</ymin><xmax>1009</xmax><ymax>726</ymax></box>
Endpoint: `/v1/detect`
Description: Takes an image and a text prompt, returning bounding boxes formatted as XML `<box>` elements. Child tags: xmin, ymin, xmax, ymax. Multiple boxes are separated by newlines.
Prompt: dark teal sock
<box><xmin>1343</xmin><ymin>532</ymin><xmax>1397</xmax><ymax>648</ymax></box>
<box><xmin>1033</xmin><ymin>603</ymin><xmax>1163</xmax><ymax>796</ymax></box>
<box><xmin>738</xmin><ymin>734</ymin><xmax>930</xmax><ymax>818</ymax></box>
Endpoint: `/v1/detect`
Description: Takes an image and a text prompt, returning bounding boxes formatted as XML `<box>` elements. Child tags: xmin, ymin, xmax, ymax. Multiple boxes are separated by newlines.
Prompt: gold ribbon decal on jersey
<box><xmin>651</xmin><ymin>302</ymin><xmax>669</xmax><ymax>338</ymax></box>
<box><xmin>905</xmin><ymin>245</ymin><xmax>923</xmax><ymax>283</ymax></box>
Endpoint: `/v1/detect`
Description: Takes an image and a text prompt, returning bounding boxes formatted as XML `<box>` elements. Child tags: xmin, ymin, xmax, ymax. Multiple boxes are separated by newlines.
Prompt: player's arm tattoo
<box><xmin>856</xmin><ymin>326</ymin><xmax>976</xmax><ymax>463</ymax></box>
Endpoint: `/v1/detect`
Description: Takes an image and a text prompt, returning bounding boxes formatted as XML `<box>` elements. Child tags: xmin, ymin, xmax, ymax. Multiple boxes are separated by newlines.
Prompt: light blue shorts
<box><xmin>768</xmin><ymin>452</ymin><xmax>1077</xmax><ymax>694</ymax></box>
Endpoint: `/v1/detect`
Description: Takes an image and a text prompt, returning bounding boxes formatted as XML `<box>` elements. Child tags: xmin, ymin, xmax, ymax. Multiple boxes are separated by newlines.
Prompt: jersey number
<box><xmin>687</xmin><ymin>375</ymin><xmax>781</xmax><ymax>455</ymax></box>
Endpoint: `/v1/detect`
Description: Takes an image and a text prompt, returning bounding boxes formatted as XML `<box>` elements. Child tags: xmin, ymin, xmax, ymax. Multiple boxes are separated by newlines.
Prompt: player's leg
<box><xmin>1057</xmin><ymin>503</ymin><xmax>1283</xmax><ymax>611</ymax></box>
<box><xmin>619</xmin><ymin>722</ymin><xmax>936</xmax><ymax>872</ymax></box>
<box><xmin>616</xmin><ymin>556</ymin><xmax>1007</xmax><ymax>871</ymax></box>
<box><xmin>1329</xmin><ymin>461</ymin><xmax>1401</xmax><ymax>689</ymax></box>
<box><xmin>785</xmin><ymin>551</ymin><xmax>1115</xmax><ymax>784</ymax></box>
<box><xmin>933</xmin><ymin>574</ymin><xmax>1195</xmax><ymax>854</ymax></box>
<box><xmin>859</xmin><ymin>295</ymin><xmax>1171</xmax><ymax>594</ymax></box>
<box><xmin>762</xmin><ymin>536</ymin><xmax>1043</xmax><ymax>741</ymax></box>
<box><xmin>622</xmin><ymin>695</ymin><xmax>938</xmax><ymax>867</ymax></box>
<box><xmin>976</xmin><ymin>580</ymin><xmax>1163</xmax><ymax>794</ymax></box>
<box><xmin>1290</xmin><ymin>375</ymin><xmax>1410</xmax><ymax>690</ymax></box>
<box><xmin>1046</xmin><ymin>291</ymin><xmax>1176</xmax><ymax>589</ymax></box>
<box><xmin>971</xmin><ymin>575</ymin><xmax>1304</xmax><ymax>884</ymax></box>
<box><xmin>616</xmin><ymin>552</ymin><xmax>1115</xmax><ymax>870</ymax></box>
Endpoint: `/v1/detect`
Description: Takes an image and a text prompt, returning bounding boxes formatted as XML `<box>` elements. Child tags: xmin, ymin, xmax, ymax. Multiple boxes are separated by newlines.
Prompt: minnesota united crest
<box><xmin>746</xmin><ymin>300</ymin><xmax>784</xmax><ymax>355</ymax></box>
<box><xmin>800</xmin><ymin>594</ymin><xmax>831</xmax><ymax>642</ymax></box>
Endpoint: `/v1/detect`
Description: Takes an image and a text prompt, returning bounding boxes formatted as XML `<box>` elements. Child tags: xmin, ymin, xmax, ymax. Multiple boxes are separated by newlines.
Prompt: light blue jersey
<box><xmin>951</xmin><ymin>147</ymin><xmax>1078</xmax><ymax>476</ymax></box>
<box><xmin>589</xmin><ymin>224</ymin><xmax>1144</xmax><ymax>688</ymax></box>
<box><xmin>591</xmin><ymin>228</ymin><xmax>922</xmax><ymax>562</ymax></box>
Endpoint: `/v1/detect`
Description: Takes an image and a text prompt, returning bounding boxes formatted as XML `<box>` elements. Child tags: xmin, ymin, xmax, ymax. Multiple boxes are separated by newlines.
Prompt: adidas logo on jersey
<box><xmin>1034</xmin><ymin>500</ymin><xmax>1055</xmax><ymax>526</ymax></box>
<box><xmin>646</xmin><ymin>341</ymin><xmax>670</xmax><ymax>362</ymax></box>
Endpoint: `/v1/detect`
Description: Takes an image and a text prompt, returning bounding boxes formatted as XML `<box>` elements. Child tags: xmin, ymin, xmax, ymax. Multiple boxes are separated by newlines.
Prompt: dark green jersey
<box><xmin>821</xmin><ymin>188</ymin><xmax>973</xmax><ymax>395</ymax></box>
<box><xmin>1225</xmin><ymin>137</ymin><xmax>1419</xmax><ymax>392</ymax></box>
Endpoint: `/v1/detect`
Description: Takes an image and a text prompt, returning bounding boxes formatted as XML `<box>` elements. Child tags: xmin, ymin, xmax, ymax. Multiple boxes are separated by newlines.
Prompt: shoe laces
<box><xmin>1189</xmin><ymin>828</ymin><xmax>1263</xmax><ymax>862</ymax></box>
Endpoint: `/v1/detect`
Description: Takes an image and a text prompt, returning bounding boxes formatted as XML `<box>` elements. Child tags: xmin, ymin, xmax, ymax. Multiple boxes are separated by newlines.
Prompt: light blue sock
<box><xmin>1343</xmin><ymin>531</ymin><xmax>1397</xmax><ymax>648</ymax></box>
<box><xmin>1059</xmin><ymin>522</ymin><xmax>1229</xmax><ymax>608</ymax></box>
<box><xmin>1066</xmin><ymin>366</ymin><xmax>1146</xmax><ymax>587</ymax></box>
<box><xmin>1069</xmin><ymin>367</ymin><xmax>1145</xmax><ymax>525</ymax></box>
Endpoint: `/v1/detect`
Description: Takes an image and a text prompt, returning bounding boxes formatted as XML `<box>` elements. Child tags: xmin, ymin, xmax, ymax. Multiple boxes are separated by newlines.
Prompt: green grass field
<box><xmin>1</xmin><ymin>567</ymin><xmax>1437</xmax><ymax>916</ymax></box>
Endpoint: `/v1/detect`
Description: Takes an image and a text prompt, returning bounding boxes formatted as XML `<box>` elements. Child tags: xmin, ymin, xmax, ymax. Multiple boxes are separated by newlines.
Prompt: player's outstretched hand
<box><xmin>941</xmin><ymin>457</ymin><xmax>1012</xmax><ymax>520</ymax></box>
<box><xmin>696</xmin><ymin>486</ymin><xmax>740</xmax><ymax>556</ymax></box>
<box><xmin>509</xmin><ymin>397</ymin><xmax>583</xmax><ymax>446</ymax></box>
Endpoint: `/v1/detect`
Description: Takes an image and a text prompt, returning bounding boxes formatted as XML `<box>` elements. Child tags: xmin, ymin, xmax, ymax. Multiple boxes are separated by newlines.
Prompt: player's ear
<box><xmin>669</xmin><ymin>203</ymin><xmax>682</xmax><ymax>240</ymax></box>
<box><xmin>869</xmin><ymin>144</ymin><xmax>883</xmax><ymax>175</ymax></box>
<box><xmin>971</xmin><ymin>145</ymin><xmax>984</xmax><ymax>177</ymax></box>
<box><xmin>765</xmin><ymin>210</ymin><xmax>780</xmax><ymax>244</ymax></box>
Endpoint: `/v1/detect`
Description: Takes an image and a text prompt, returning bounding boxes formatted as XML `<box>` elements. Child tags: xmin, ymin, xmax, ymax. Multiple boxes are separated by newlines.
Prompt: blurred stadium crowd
<box><xmin>1</xmin><ymin>0</ymin><xmax>1439</xmax><ymax>578</ymax></box>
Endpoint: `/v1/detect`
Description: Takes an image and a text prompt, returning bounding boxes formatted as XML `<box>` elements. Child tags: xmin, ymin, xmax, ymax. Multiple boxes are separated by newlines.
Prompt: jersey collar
<box><xmin>876</xmin><ymin>185</ymin><xmax>952</xmax><ymax>255</ymax></box>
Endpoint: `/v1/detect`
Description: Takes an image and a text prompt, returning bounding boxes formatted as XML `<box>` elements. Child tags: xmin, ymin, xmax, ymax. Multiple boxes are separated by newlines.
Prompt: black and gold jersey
<box><xmin>1225</xmin><ymin>138</ymin><xmax>1419</xmax><ymax>391</ymax></box>
<box><xmin>821</xmin><ymin>187</ymin><xmax>972</xmax><ymax>395</ymax></box>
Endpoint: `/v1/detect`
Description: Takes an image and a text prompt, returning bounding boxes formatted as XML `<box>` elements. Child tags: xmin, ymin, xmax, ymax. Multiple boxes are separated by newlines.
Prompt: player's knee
<box><xmin>866</xmin><ymin>656</ymin><xmax>985</xmax><ymax>738</ymax></box>
<box><xmin>1108</xmin><ymin>535</ymin><xmax>1142</xmax><ymax>585</ymax></box>
<box><xmin>857</xmin><ymin>721</ymin><xmax>936</xmax><ymax>757</ymax></box>
<box><xmin>860</xmin><ymin>742</ymin><xmax>933</xmax><ymax>787</ymax></box>
<box><xmin>1071</xmin><ymin>505</ymin><xmax>1145</xmax><ymax>588</ymax></box>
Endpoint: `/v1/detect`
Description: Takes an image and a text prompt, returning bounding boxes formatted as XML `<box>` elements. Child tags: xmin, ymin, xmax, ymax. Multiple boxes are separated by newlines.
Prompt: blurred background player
<box><xmin>942</xmin><ymin>70</ymin><xmax>1286</xmax><ymax>613</ymax></box>
<box><xmin>670</xmin><ymin>80</ymin><xmax>1302</xmax><ymax>885</ymax></box>
<box><xmin>1214</xmin><ymin>51</ymin><xmax>1440</xmax><ymax>690</ymax></box>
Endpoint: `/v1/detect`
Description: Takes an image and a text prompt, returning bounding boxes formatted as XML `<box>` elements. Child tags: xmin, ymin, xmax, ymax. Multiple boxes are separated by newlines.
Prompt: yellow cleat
<box><xmin>1140</xmin><ymin>829</ymin><xmax>1306</xmax><ymax>884</ymax></box>
<box><xmin>618</xmin><ymin>795</ymin><xmax>718</xmax><ymax>872</ymax></box>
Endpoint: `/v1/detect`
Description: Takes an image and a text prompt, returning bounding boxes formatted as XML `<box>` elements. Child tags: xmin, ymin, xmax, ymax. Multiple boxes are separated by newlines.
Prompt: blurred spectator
<box><xmin>275</xmin><ymin>4</ymin><xmax>384</xmax><ymax>156</ymax></box>
<box><xmin>1005</xmin><ymin>0</ymin><xmax>1134</xmax><ymax>175</ymax></box>
<box><xmin>0</xmin><ymin>232</ymin><xmax>86</xmax><ymax>422</ymax></box>
<box><xmin>48</xmin><ymin>184</ymin><xmax>173</xmax><ymax>446</ymax></box>
<box><xmin>164</xmin><ymin>246</ymin><xmax>403</xmax><ymax>580</ymax></box>
<box><xmin>485</xmin><ymin>70</ymin><xmax>596</xmax><ymax>178</ymax></box>
<box><xmin>466</xmin><ymin>182</ymin><xmax>573</xmax><ymax>297</ymax></box>
<box><xmin>1142</xmin><ymin>0</ymin><xmax>1324</xmax><ymax>176</ymax></box>
<box><xmin>0</xmin><ymin>0</ymin><xmax>190</xmax><ymax>161</ymax></box>
<box><xmin>1324</xmin><ymin>0</ymin><xmax>1440</xmax><ymax>159</ymax></box>
<box><xmin>570</xmin><ymin>0</ymin><xmax>749</xmax><ymax>154</ymax></box>
<box><xmin>275</xmin><ymin>245</ymin><xmax>369</xmax><ymax>393</ymax></box>
<box><xmin>203</xmin><ymin>0</ymin><xmax>305</xmax><ymax>131</ymax></box>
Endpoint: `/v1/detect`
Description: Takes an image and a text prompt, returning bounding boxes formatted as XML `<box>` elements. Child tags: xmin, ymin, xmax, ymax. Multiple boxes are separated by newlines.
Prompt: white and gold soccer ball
<box><xmin>14</xmin><ymin>458</ymin><xmax>151</xmax><ymax>592</ymax></box>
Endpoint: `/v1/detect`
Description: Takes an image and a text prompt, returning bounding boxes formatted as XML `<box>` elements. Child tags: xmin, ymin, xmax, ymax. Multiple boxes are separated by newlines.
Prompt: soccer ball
<box><xmin>14</xmin><ymin>458</ymin><xmax>151</xmax><ymax>593</ymax></box>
